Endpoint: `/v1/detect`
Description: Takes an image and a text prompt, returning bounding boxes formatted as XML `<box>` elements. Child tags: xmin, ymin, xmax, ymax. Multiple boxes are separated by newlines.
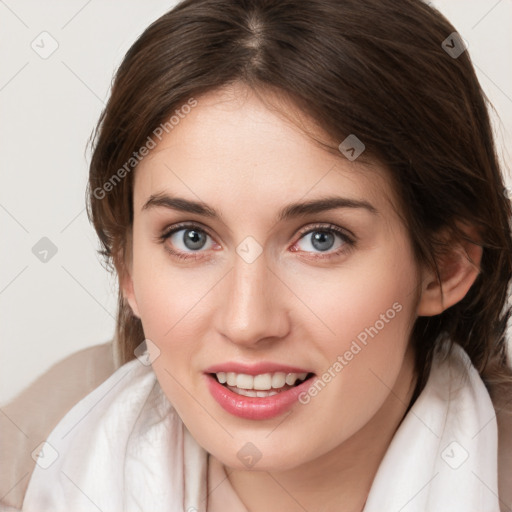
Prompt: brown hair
<box><xmin>86</xmin><ymin>0</ymin><xmax>512</xmax><ymax>403</ymax></box>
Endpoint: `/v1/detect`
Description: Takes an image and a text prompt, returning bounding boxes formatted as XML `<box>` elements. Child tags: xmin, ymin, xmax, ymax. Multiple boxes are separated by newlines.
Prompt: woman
<box><xmin>20</xmin><ymin>0</ymin><xmax>512</xmax><ymax>510</ymax></box>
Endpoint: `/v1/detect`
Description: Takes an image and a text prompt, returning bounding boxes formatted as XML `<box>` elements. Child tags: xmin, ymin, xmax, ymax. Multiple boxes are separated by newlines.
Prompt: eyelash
<box><xmin>157</xmin><ymin>222</ymin><xmax>356</xmax><ymax>262</ymax></box>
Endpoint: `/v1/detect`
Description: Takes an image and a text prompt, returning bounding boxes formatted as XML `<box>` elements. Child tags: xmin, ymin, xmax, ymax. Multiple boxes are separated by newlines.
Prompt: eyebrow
<box><xmin>141</xmin><ymin>192</ymin><xmax>378</xmax><ymax>221</ymax></box>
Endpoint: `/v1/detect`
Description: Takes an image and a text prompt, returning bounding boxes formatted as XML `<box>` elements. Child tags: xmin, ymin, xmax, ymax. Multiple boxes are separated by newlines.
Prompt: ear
<box><xmin>117</xmin><ymin>230</ymin><xmax>141</xmax><ymax>319</ymax></box>
<box><xmin>120</xmin><ymin>268</ymin><xmax>141</xmax><ymax>319</ymax></box>
<box><xmin>416</xmin><ymin>222</ymin><xmax>483</xmax><ymax>316</ymax></box>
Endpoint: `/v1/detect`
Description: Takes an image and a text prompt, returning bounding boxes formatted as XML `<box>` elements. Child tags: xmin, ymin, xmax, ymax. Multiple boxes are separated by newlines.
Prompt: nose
<box><xmin>215</xmin><ymin>251</ymin><xmax>290</xmax><ymax>348</ymax></box>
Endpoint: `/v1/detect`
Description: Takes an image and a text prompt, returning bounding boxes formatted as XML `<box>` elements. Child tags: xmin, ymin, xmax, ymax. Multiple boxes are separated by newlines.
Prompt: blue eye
<box><xmin>159</xmin><ymin>224</ymin><xmax>214</xmax><ymax>260</ymax></box>
<box><xmin>292</xmin><ymin>224</ymin><xmax>355</xmax><ymax>259</ymax></box>
<box><xmin>170</xmin><ymin>227</ymin><xmax>211</xmax><ymax>251</ymax></box>
<box><xmin>298</xmin><ymin>230</ymin><xmax>341</xmax><ymax>252</ymax></box>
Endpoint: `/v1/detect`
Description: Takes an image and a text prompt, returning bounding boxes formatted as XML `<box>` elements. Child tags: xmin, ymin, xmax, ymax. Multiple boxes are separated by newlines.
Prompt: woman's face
<box><xmin>123</xmin><ymin>83</ymin><xmax>423</xmax><ymax>471</ymax></box>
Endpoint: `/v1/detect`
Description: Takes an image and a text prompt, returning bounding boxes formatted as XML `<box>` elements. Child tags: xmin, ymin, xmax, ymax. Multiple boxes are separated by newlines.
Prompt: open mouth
<box><xmin>210</xmin><ymin>371</ymin><xmax>316</xmax><ymax>398</ymax></box>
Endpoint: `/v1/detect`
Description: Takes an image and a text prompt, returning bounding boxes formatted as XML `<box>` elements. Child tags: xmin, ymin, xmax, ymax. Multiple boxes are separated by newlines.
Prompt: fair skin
<box><xmin>121</xmin><ymin>83</ymin><xmax>482</xmax><ymax>512</ymax></box>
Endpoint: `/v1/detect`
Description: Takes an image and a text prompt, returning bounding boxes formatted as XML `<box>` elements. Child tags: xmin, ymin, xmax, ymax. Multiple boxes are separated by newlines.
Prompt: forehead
<box><xmin>133</xmin><ymin>84</ymin><xmax>396</xmax><ymax>219</ymax></box>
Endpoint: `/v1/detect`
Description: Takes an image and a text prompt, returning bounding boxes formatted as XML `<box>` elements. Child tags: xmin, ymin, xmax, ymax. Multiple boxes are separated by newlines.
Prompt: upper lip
<box><xmin>204</xmin><ymin>362</ymin><xmax>313</xmax><ymax>375</ymax></box>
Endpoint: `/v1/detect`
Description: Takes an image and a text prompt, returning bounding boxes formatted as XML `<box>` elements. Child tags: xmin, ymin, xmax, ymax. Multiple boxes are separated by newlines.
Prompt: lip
<box><xmin>205</xmin><ymin>372</ymin><xmax>316</xmax><ymax>420</ymax></box>
<box><xmin>204</xmin><ymin>362</ymin><xmax>311</xmax><ymax>375</ymax></box>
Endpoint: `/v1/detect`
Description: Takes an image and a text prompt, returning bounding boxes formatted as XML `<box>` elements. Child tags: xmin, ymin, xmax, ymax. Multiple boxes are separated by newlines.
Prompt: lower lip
<box><xmin>205</xmin><ymin>374</ymin><xmax>316</xmax><ymax>420</ymax></box>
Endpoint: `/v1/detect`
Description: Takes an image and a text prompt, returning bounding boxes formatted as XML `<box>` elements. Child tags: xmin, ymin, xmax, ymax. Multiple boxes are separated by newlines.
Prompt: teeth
<box><xmin>254</xmin><ymin>373</ymin><xmax>272</xmax><ymax>390</ymax></box>
<box><xmin>256</xmin><ymin>390</ymin><xmax>277</xmax><ymax>397</ymax></box>
<box><xmin>271</xmin><ymin>372</ymin><xmax>286</xmax><ymax>388</ymax></box>
<box><xmin>228</xmin><ymin>387</ymin><xmax>279</xmax><ymax>397</ymax></box>
<box><xmin>236</xmin><ymin>374</ymin><xmax>254</xmax><ymax>389</ymax></box>
<box><xmin>286</xmin><ymin>373</ymin><xmax>298</xmax><ymax>386</ymax></box>
<box><xmin>215</xmin><ymin>371</ymin><xmax>308</xmax><ymax>391</ymax></box>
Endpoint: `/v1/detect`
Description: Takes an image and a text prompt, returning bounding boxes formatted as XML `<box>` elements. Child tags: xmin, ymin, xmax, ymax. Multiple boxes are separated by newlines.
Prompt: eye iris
<box><xmin>183</xmin><ymin>229</ymin><xmax>206</xmax><ymax>250</ymax></box>
<box><xmin>311</xmin><ymin>231</ymin><xmax>335</xmax><ymax>252</ymax></box>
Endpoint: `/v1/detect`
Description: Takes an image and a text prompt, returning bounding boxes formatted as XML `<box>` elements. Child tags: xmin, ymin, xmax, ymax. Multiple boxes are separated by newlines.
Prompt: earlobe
<box><xmin>416</xmin><ymin>224</ymin><xmax>483</xmax><ymax>317</ymax></box>
<box><xmin>117</xmin><ymin>231</ymin><xmax>141</xmax><ymax>319</ymax></box>
<box><xmin>121</xmin><ymin>269</ymin><xmax>141</xmax><ymax>318</ymax></box>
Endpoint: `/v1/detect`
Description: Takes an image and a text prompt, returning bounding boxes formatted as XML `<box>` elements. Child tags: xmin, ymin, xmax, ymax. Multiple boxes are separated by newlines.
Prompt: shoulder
<box><xmin>487</xmin><ymin>379</ymin><xmax>512</xmax><ymax>512</ymax></box>
<box><xmin>18</xmin><ymin>352</ymin><xmax>193</xmax><ymax>512</ymax></box>
<box><xmin>0</xmin><ymin>341</ymin><xmax>117</xmax><ymax>511</ymax></box>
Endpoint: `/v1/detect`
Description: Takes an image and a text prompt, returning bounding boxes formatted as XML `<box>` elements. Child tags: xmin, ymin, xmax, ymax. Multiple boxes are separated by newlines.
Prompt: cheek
<box><xmin>297</xmin><ymin>244</ymin><xmax>418</xmax><ymax>415</ymax></box>
<box><xmin>132</xmin><ymin>258</ymin><xmax>208</xmax><ymax>418</ymax></box>
<box><xmin>131</xmin><ymin>234</ymin><xmax>211</xmax><ymax>336</ymax></box>
<box><xmin>297</xmin><ymin>244</ymin><xmax>418</xmax><ymax>354</ymax></box>
<box><xmin>129</xmin><ymin>243</ymin><xmax>196</xmax><ymax>389</ymax></box>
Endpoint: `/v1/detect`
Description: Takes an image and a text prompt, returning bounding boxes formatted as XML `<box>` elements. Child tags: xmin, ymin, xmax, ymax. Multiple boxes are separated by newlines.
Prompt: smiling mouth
<box><xmin>210</xmin><ymin>371</ymin><xmax>316</xmax><ymax>397</ymax></box>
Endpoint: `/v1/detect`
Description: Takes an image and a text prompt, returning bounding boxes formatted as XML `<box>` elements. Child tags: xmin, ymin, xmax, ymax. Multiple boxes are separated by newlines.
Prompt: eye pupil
<box><xmin>183</xmin><ymin>229</ymin><xmax>206</xmax><ymax>250</ymax></box>
<box><xmin>311</xmin><ymin>231</ymin><xmax>335</xmax><ymax>252</ymax></box>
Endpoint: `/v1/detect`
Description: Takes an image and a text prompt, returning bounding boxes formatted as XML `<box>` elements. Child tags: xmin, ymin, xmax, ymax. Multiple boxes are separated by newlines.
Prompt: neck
<box><xmin>223</xmin><ymin>345</ymin><xmax>418</xmax><ymax>512</ymax></box>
